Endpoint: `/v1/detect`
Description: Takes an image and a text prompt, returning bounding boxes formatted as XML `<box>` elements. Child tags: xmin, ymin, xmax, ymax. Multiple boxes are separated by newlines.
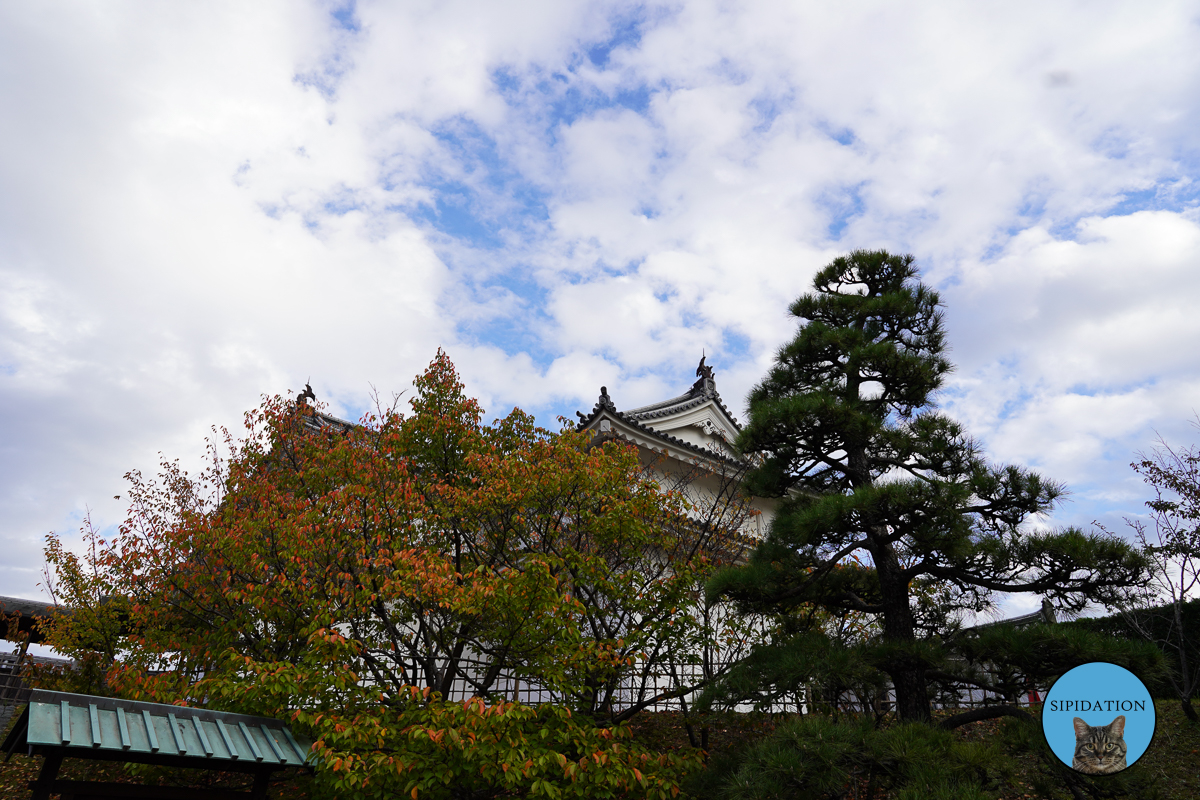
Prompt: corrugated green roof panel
<box><xmin>18</xmin><ymin>689</ymin><xmax>313</xmax><ymax>767</ymax></box>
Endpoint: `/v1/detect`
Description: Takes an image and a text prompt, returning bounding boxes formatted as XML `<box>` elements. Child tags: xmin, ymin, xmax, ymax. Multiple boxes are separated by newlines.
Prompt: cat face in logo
<box><xmin>1072</xmin><ymin>715</ymin><xmax>1127</xmax><ymax>774</ymax></box>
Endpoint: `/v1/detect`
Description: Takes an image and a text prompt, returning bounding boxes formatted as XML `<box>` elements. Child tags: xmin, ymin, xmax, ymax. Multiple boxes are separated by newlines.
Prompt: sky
<box><xmin>3</xmin><ymin>1</ymin><xmax>1200</xmax><ymax>623</ymax></box>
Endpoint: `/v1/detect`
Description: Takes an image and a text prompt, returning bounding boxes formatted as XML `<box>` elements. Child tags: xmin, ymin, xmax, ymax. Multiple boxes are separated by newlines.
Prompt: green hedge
<box><xmin>1059</xmin><ymin>599</ymin><xmax>1200</xmax><ymax>698</ymax></box>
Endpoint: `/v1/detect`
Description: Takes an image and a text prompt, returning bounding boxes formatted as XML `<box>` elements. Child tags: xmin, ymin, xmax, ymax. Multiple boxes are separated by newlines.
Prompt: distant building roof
<box><xmin>963</xmin><ymin>598</ymin><xmax>1058</xmax><ymax>632</ymax></box>
<box><xmin>621</xmin><ymin>356</ymin><xmax>741</xmax><ymax>427</ymax></box>
<box><xmin>0</xmin><ymin>595</ymin><xmax>58</xmax><ymax>644</ymax></box>
<box><xmin>297</xmin><ymin>403</ymin><xmax>356</xmax><ymax>434</ymax></box>
<box><xmin>575</xmin><ymin>356</ymin><xmax>746</xmax><ymax>467</ymax></box>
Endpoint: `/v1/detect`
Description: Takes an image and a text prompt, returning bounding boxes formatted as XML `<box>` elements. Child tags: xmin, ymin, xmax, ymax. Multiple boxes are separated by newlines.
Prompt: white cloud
<box><xmin>2</xmin><ymin>0</ymin><xmax>1200</xmax><ymax>617</ymax></box>
<box><xmin>941</xmin><ymin>210</ymin><xmax>1200</xmax><ymax>538</ymax></box>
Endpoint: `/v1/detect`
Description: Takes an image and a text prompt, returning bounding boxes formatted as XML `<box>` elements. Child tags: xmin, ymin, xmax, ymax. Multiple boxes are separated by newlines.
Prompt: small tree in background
<box><xmin>38</xmin><ymin>513</ymin><xmax>132</xmax><ymax>696</ymax></box>
<box><xmin>1102</xmin><ymin>425</ymin><xmax>1200</xmax><ymax>723</ymax></box>
<box><xmin>707</xmin><ymin>250</ymin><xmax>1146</xmax><ymax>724</ymax></box>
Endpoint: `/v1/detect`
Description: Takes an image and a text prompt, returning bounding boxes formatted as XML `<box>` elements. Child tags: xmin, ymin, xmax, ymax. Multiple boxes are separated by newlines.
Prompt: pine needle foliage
<box><xmin>708</xmin><ymin>250</ymin><xmax>1147</xmax><ymax>723</ymax></box>
<box><xmin>688</xmin><ymin>714</ymin><xmax>1006</xmax><ymax>800</ymax></box>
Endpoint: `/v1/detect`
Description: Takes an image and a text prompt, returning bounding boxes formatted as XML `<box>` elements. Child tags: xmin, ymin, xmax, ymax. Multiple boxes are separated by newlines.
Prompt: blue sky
<box><xmin>3</xmin><ymin>1</ymin><xmax>1200</xmax><ymax>623</ymax></box>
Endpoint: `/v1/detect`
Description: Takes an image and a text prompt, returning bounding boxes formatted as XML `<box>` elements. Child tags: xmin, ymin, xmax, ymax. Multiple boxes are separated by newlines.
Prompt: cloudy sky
<box><xmin>3</xmin><ymin>1</ymin><xmax>1200</xmax><ymax>620</ymax></box>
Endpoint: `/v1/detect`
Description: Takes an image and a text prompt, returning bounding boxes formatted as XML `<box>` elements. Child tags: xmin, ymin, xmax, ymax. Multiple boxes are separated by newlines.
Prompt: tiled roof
<box><xmin>1</xmin><ymin>595</ymin><xmax>59</xmax><ymax>644</ymax></box>
<box><xmin>574</xmin><ymin>357</ymin><xmax>745</xmax><ymax>466</ymax></box>
<box><xmin>0</xmin><ymin>595</ymin><xmax>56</xmax><ymax>619</ymax></box>
<box><xmin>620</xmin><ymin>358</ymin><xmax>742</xmax><ymax>431</ymax></box>
<box><xmin>298</xmin><ymin>404</ymin><xmax>356</xmax><ymax>434</ymax></box>
<box><xmin>961</xmin><ymin>599</ymin><xmax>1058</xmax><ymax>633</ymax></box>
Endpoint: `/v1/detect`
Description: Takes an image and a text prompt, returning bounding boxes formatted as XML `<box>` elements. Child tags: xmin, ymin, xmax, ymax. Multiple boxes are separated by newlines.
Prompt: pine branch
<box><xmin>938</xmin><ymin>704</ymin><xmax>1032</xmax><ymax>730</ymax></box>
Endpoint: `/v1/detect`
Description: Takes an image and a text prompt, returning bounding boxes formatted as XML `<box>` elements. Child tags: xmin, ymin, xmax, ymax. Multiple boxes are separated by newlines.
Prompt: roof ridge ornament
<box><xmin>693</xmin><ymin>354</ymin><xmax>716</xmax><ymax>398</ymax></box>
<box><xmin>596</xmin><ymin>386</ymin><xmax>616</xmax><ymax>412</ymax></box>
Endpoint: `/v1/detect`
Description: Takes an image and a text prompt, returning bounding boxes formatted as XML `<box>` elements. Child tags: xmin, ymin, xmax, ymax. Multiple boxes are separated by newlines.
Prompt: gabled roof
<box><xmin>0</xmin><ymin>595</ymin><xmax>57</xmax><ymax>643</ymax></box>
<box><xmin>624</xmin><ymin>363</ymin><xmax>741</xmax><ymax>430</ymax></box>
<box><xmin>297</xmin><ymin>402</ymin><xmax>356</xmax><ymax>434</ymax></box>
<box><xmin>575</xmin><ymin>357</ymin><xmax>745</xmax><ymax>466</ymax></box>
<box><xmin>961</xmin><ymin>599</ymin><xmax>1058</xmax><ymax>633</ymax></box>
<box><xmin>3</xmin><ymin>689</ymin><xmax>313</xmax><ymax>770</ymax></box>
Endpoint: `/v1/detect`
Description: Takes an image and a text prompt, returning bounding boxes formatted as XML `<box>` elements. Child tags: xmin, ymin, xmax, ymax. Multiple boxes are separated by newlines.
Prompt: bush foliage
<box><xmin>36</xmin><ymin>351</ymin><xmax>731</xmax><ymax>798</ymax></box>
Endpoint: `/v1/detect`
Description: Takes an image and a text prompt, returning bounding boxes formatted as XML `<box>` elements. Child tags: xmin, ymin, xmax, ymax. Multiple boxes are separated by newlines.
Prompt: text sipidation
<box><xmin>1047</xmin><ymin>700</ymin><xmax>1146</xmax><ymax>712</ymax></box>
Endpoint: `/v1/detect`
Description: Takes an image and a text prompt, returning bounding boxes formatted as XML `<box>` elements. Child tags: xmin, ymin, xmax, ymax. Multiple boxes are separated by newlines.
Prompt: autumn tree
<box><xmin>35</xmin><ymin>511</ymin><xmax>138</xmax><ymax>696</ymax></box>
<box><xmin>37</xmin><ymin>351</ymin><xmax>743</xmax><ymax>798</ymax></box>
<box><xmin>707</xmin><ymin>250</ymin><xmax>1146</xmax><ymax>724</ymax></box>
<box><xmin>1099</xmin><ymin>425</ymin><xmax>1200</xmax><ymax>723</ymax></box>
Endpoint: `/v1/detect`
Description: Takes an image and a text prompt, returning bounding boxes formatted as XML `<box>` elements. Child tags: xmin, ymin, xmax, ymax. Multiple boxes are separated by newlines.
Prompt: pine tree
<box><xmin>710</xmin><ymin>250</ymin><xmax>1145</xmax><ymax>722</ymax></box>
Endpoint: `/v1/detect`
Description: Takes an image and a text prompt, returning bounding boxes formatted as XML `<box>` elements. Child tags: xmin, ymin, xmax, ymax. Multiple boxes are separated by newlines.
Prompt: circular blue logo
<box><xmin>1041</xmin><ymin>662</ymin><xmax>1155</xmax><ymax>774</ymax></box>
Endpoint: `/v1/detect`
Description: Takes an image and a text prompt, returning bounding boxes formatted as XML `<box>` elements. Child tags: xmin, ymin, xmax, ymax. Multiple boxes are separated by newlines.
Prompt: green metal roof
<box><xmin>4</xmin><ymin>689</ymin><xmax>314</xmax><ymax>768</ymax></box>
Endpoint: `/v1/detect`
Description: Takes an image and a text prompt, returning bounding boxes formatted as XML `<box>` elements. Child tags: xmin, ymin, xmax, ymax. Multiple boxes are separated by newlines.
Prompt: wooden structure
<box><xmin>2</xmin><ymin>689</ymin><xmax>313</xmax><ymax>800</ymax></box>
<box><xmin>0</xmin><ymin>595</ymin><xmax>57</xmax><ymax>645</ymax></box>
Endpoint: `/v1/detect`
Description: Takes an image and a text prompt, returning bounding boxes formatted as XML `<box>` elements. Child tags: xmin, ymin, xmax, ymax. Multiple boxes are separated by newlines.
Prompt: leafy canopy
<box><xmin>708</xmin><ymin>250</ymin><xmax>1146</xmax><ymax>723</ymax></box>
<box><xmin>38</xmin><ymin>351</ymin><xmax>727</xmax><ymax>799</ymax></box>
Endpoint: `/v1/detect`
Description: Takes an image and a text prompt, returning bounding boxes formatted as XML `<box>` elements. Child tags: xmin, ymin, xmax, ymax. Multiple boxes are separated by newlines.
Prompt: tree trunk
<box><xmin>850</xmin><ymin>428</ymin><xmax>931</xmax><ymax>722</ymax></box>
<box><xmin>889</xmin><ymin>661</ymin><xmax>931</xmax><ymax>723</ymax></box>
<box><xmin>873</xmin><ymin>534</ymin><xmax>930</xmax><ymax>723</ymax></box>
<box><xmin>1173</xmin><ymin>600</ymin><xmax>1198</xmax><ymax>724</ymax></box>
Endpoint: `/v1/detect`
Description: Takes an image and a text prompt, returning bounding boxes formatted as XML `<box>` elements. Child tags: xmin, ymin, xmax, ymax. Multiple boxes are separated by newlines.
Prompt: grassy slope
<box><xmin>627</xmin><ymin>702</ymin><xmax>1200</xmax><ymax>800</ymax></box>
<box><xmin>3</xmin><ymin>702</ymin><xmax>1198</xmax><ymax>798</ymax></box>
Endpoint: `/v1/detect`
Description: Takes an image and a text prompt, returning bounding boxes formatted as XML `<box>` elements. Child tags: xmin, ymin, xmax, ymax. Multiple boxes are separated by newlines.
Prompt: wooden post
<box><xmin>29</xmin><ymin>750</ymin><xmax>63</xmax><ymax>800</ymax></box>
<box><xmin>250</xmin><ymin>768</ymin><xmax>271</xmax><ymax>800</ymax></box>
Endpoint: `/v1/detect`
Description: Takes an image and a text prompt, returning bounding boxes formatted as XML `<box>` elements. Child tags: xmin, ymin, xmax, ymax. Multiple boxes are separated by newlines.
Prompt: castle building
<box><xmin>574</xmin><ymin>356</ymin><xmax>775</xmax><ymax>540</ymax></box>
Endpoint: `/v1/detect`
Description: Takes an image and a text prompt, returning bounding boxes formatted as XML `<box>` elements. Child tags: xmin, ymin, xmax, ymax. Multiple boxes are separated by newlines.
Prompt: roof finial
<box><xmin>691</xmin><ymin>354</ymin><xmax>716</xmax><ymax>398</ymax></box>
<box><xmin>597</xmin><ymin>386</ymin><xmax>616</xmax><ymax>411</ymax></box>
<box><xmin>1040</xmin><ymin>598</ymin><xmax>1057</xmax><ymax>624</ymax></box>
<box><xmin>297</xmin><ymin>382</ymin><xmax>316</xmax><ymax>405</ymax></box>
